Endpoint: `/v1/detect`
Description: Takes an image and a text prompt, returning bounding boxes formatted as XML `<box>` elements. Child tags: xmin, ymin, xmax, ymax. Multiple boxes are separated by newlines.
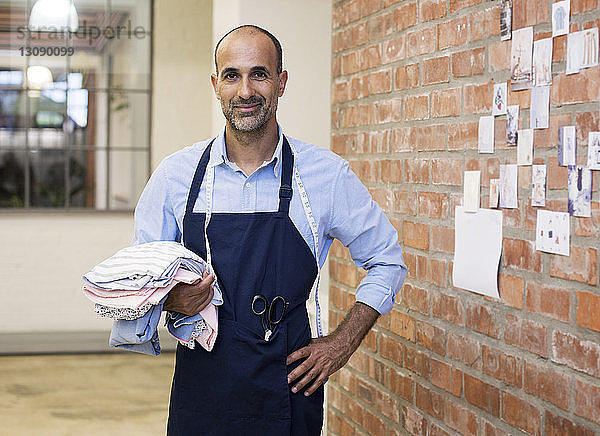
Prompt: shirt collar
<box><xmin>209</xmin><ymin>125</ymin><xmax>284</xmax><ymax>178</ymax></box>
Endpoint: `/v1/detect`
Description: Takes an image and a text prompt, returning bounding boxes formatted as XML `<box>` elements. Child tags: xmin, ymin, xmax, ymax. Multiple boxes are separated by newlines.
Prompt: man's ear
<box><xmin>278</xmin><ymin>70</ymin><xmax>288</xmax><ymax>97</ymax></box>
<box><xmin>211</xmin><ymin>74</ymin><xmax>220</xmax><ymax>100</ymax></box>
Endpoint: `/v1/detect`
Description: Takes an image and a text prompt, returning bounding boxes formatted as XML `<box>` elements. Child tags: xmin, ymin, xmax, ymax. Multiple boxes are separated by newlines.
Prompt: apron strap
<box><xmin>278</xmin><ymin>136</ymin><xmax>294</xmax><ymax>214</ymax></box>
<box><xmin>185</xmin><ymin>139</ymin><xmax>214</xmax><ymax>215</ymax></box>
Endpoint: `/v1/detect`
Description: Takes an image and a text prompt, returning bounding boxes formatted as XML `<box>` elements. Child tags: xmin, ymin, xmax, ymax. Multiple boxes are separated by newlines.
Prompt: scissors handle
<box><xmin>251</xmin><ymin>294</ymin><xmax>268</xmax><ymax>316</ymax></box>
<box><xmin>268</xmin><ymin>295</ymin><xmax>288</xmax><ymax>325</ymax></box>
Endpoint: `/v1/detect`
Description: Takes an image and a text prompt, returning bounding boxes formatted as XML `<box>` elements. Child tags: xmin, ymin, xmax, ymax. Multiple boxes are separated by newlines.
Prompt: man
<box><xmin>133</xmin><ymin>25</ymin><xmax>407</xmax><ymax>435</ymax></box>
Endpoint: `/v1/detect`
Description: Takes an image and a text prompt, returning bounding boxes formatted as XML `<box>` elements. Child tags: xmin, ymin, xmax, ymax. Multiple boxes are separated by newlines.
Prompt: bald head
<box><xmin>214</xmin><ymin>25</ymin><xmax>283</xmax><ymax>75</ymax></box>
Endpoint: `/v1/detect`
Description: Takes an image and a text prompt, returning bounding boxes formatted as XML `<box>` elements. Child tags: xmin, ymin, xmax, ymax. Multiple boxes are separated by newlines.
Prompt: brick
<box><xmin>525</xmin><ymin>283</ymin><xmax>570</xmax><ymax>322</ymax></box>
<box><xmin>402</xmin><ymin>406</ymin><xmax>427</xmax><ymax>436</ymax></box>
<box><xmin>380</xmin><ymin>159</ymin><xmax>402</xmax><ymax>182</ymax></box>
<box><xmin>438</xmin><ymin>17</ymin><xmax>468</xmax><ymax>49</ymax></box>
<box><xmin>404</xmin><ymin>345</ymin><xmax>430</xmax><ymax>379</ymax></box>
<box><xmin>360</xmin><ymin>0</ymin><xmax>380</xmax><ymax>17</ymax></box>
<box><xmin>369</xmin><ymin>69</ymin><xmax>392</xmax><ymax>94</ymax></box>
<box><xmin>551</xmin><ymin>67</ymin><xmax>600</xmax><ymax>105</ymax></box>
<box><xmin>363</xmin><ymin>409</ymin><xmax>385</xmax><ymax>435</ymax></box>
<box><xmin>447</xmin><ymin>332</ymin><xmax>480</xmax><ymax>367</ymax></box>
<box><xmin>390</xmin><ymin>367</ymin><xmax>414</xmax><ymax>402</ymax></box>
<box><xmin>404</xmin><ymin>252</ymin><xmax>417</xmax><ymax>279</ymax></box>
<box><xmin>380</xmin><ymin>333</ymin><xmax>403</xmax><ymax>366</ymax></box>
<box><xmin>403</xmin><ymin>221</ymin><xmax>429</xmax><ymax>250</ymax></box>
<box><xmin>416</xmin><ymin>124</ymin><xmax>447</xmax><ymax>151</ymax></box>
<box><xmin>512</xmin><ymin>0</ymin><xmax>549</xmax><ymax>29</ymax></box>
<box><xmin>552</xmin><ymin>331</ymin><xmax>600</xmax><ymax>378</ymax></box>
<box><xmin>507</xmin><ymin>86</ymin><xmax>530</xmax><ymax>108</ymax></box>
<box><xmin>393</xmin><ymin>190</ymin><xmax>418</xmax><ymax>216</ymax></box>
<box><xmin>577</xmin><ymin>291</ymin><xmax>600</xmax><ymax>332</ymax></box>
<box><xmin>572</xmin><ymin>0</ymin><xmax>599</xmax><ymax>13</ymax></box>
<box><xmin>418</xmin><ymin>192</ymin><xmax>448</xmax><ymax>219</ymax></box>
<box><xmin>345</xmin><ymin>395</ymin><xmax>365</xmax><ymax>427</ymax></box>
<box><xmin>431</xmin><ymin>88</ymin><xmax>461</xmax><ymax>117</ymax></box>
<box><xmin>464</xmin><ymin>374</ymin><xmax>500</xmax><ymax>416</ymax></box>
<box><xmin>382</xmin><ymin>35</ymin><xmax>406</xmax><ymax>64</ymax></box>
<box><xmin>391</xmin><ymin>310</ymin><xmax>416</xmax><ymax>341</ymax></box>
<box><xmin>360</xmin><ymin>43</ymin><xmax>382</xmax><ymax>70</ymax></box>
<box><xmin>431</xmin><ymin>226</ymin><xmax>454</xmax><ymax>253</ymax></box>
<box><xmin>431</xmin><ymin>358</ymin><xmax>462</xmax><ymax>396</ymax></box>
<box><xmin>468</xmin><ymin>7</ymin><xmax>500</xmax><ymax>41</ymax></box>
<box><xmin>488</xmin><ymin>40</ymin><xmax>510</xmax><ymax>72</ymax></box>
<box><xmin>482</xmin><ymin>345</ymin><xmax>523</xmax><ymax>387</ymax></box>
<box><xmin>545</xmin><ymin>411</ymin><xmax>595</xmax><ymax>436</ymax></box>
<box><xmin>481</xmin><ymin>418</ymin><xmax>509</xmax><ymax>436</ymax></box>
<box><xmin>422</xmin><ymin>56</ymin><xmax>450</xmax><ymax>85</ymax></box>
<box><xmin>404</xmin><ymin>94</ymin><xmax>429</xmax><ymax>120</ymax></box>
<box><xmin>416</xmin><ymin>383</ymin><xmax>444</xmax><ymax>419</ymax></box>
<box><xmin>452</xmin><ymin>47</ymin><xmax>485</xmax><ymax>77</ymax></box>
<box><xmin>368</xmin><ymin>186</ymin><xmax>393</xmax><ymax>211</ymax></box>
<box><xmin>376</xmin><ymin>390</ymin><xmax>400</xmax><ymax>423</ymax></box>
<box><xmin>406</xmin><ymin>26</ymin><xmax>436</xmax><ymax>57</ymax></box>
<box><xmin>417</xmin><ymin>256</ymin><xmax>446</xmax><ymax>286</ymax></box>
<box><xmin>502</xmin><ymin>238</ymin><xmax>542</xmax><ymax>273</ymax></box>
<box><xmin>574</xmin><ymin>380</ymin><xmax>600</xmax><ymax>424</ymax></box>
<box><xmin>431</xmin><ymin>159</ymin><xmax>462</xmax><ymax>185</ymax></box>
<box><xmin>547</xmin><ymin>156</ymin><xmax>568</xmax><ymax>190</ymax></box>
<box><xmin>403</xmin><ymin>284</ymin><xmax>429</xmax><ymax>314</ymax></box>
<box><xmin>504</xmin><ymin>313</ymin><xmax>548</xmax><ymax>357</ymax></box>
<box><xmin>445</xmin><ymin>400</ymin><xmax>478</xmax><ymax>436</ymax></box>
<box><xmin>448</xmin><ymin>121</ymin><xmax>478</xmax><ymax>149</ymax></box>
<box><xmin>501</xmin><ymin>392</ymin><xmax>541</xmax><ymax>436</ymax></box>
<box><xmin>404</xmin><ymin>159</ymin><xmax>430</xmax><ymax>183</ymax></box>
<box><xmin>464</xmin><ymin>83</ymin><xmax>493</xmax><ymax>114</ymax></box>
<box><xmin>394</xmin><ymin>63</ymin><xmax>419</xmax><ymax>90</ymax></box>
<box><xmin>350</xmin><ymin>22</ymin><xmax>369</xmax><ymax>48</ymax></box>
<box><xmin>432</xmin><ymin>292</ymin><xmax>463</xmax><ymax>324</ymax></box>
<box><xmin>523</xmin><ymin>360</ymin><xmax>570</xmax><ymax>409</ymax></box>
<box><xmin>430</xmin><ymin>423</ymin><xmax>451</xmax><ymax>436</ymax></box>
<box><xmin>550</xmin><ymin>246</ymin><xmax>598</xmax><ymax>285</ymax></box>
<box><xmin>574</xmin><ymin>202</ymin><xmax>600</xmax><ymax>237</ymax></box>
<box><xmin>378</xmin><ymin>97</ymin><xmax>403</xmax><ymax>123</ymax></box>
<box><xmin>416</xmin><ymin>320</ymin><xmax>446</xmax><ymax>355</ymax></box>
<box><xmin>369</xmin><ymin>129</ymin><xmax>389</xmax><ymax>153</ymax></box>
<box><xmin>420</xmin><ymin>0</ymin><xmax>447</xmax><ymax>21</ymax></box>
<box><xmin>394</xmin><ymin>2</ymin><xmax>418</xmax><ymax>31</ymax></box>
<box><xmin>466</xmin><ymin>304</ymin><xmax>501</xmax><ymax>338</ymax></box>
<box><xmin>534</xmin><ymin>113</ymin><xmax>572</xmax><ymax>149</ymax></box>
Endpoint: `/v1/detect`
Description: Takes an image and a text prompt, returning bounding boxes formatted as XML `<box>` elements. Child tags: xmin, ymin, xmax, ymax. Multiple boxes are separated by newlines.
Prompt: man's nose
<box><xmin>237</xmin><ymin>76</ymin><xmax>253</xmax><ymax>99</ymax></box>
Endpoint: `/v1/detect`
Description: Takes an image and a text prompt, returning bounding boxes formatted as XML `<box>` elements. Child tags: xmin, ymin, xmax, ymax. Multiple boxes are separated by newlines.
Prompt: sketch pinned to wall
<box><xmin>501</xmin><ymin>0</ymin><xmax>512</xmax><ymax>41</ymax></box>
<box><xmin>533</xmin><ymin>38</ymin><xmax>553</xmax><ymax>86</ymax></box>
<box><xmin>490</xmin><ymin>179</ymin><xmax>500</xmax><ymax>208</ymax></box>
<box><xmin>478</xmin><ymin>115</ymin><xmax>495</xmax><ymax>153</ymax></box>
<box><xmin>507</xmin><ymin>105</ymin><xmax>519</xmax><ymax>146</ymax></box>
<box><xmin>492</xmin><ymin>82</ymin><xmax>508</xmax><ymax>116</ymax></box>
<box><xmin>558</xmin><ymin>126</ymin><xmax>577</xmax><ymax>166</ymax></box>
<box><xmin>536</xmin><ymin>210</ymin><xmax>570</xmax><ymax>256</ymax></box>
<box><xmin>581</xmin><ymin>27</ymin><xmax>599</xmax><ymax>69</ymax></box>
<box><xmin>517</xmin><ymin>129</ymin><xmax>533</xmax><ymax>165</ymax></box>
<box><xmin>568</xmin><ymin>165</ymin><xmax>592</xmax><ymax>217</ymax></box>
<box><xmin>588</xmin><ymin>132</ymin><xmax>600</xmax><ymax>170</ymax></box>
<box><xmin>511</xmin><ymin>27</ymin><xmax>534</xmax><ymax>90</ymax></box>
<box><xmin>567</xmin><ymin>30</ymin><xmax>585</xmax><ymax>74</ymax></box>
<box><xmin>552</xmin><ymin>0</ymin><xmax>570</xmax><ymax>37</ymax></box>
<box><xmin>499</xmin><ymin>164</ymin><xmax>518</xmax><ymax>208</ymax></box>
<box><xmin>530</xmin><ymin>86</ymin><xmax>550</xmax><ymax>129</ymax></box>
<box><xmin>464</xmin><ymin>171</ymin><xmax>481</xmax><ymax>212</ymax></box>
<box><xmin>531</xmin><ymin>165</ymin><xmax>546</xmax><ymax>206</ymax></box>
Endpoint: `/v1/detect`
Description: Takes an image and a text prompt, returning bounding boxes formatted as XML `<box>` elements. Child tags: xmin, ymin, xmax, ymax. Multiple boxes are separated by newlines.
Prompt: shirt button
<box><xmin>245</xmin><ymin>183</ymin><xmax>251</xmax><ymax>188</ymax></box>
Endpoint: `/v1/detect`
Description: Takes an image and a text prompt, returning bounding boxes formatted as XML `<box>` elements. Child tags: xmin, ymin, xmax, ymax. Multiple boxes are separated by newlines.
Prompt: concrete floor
<box><xmin>0</xmin><ymin>352</ymin><xmax>175</xmax><ymax>436</ymax></box>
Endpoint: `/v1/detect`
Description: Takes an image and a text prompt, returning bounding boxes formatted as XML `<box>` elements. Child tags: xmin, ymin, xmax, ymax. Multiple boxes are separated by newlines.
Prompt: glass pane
<box><xmin>110</xmin><ymin>0</ymin><xmax>151</xmax><ymax>31</ymax></box>
<box><xmin>107</xmin><ymin>35</ymin><xmax>150</xmax><ymax>89</ymax></box>
<box><xmin>0</xmin><ymin>149</ymin><xmax>25</xmax><ymax>208</ymax></box>
<box><xmin>67</xmin><ymin>90</ymin><xmax>106</xmax><ymax>147</ymax></box>
<box><xmin>29</xmin><ymin>148</ymin><xmax>66</xmax><ymax>207</ymax></box>
<box><xmin>108</xmin><ymin>149</ymin><xmax>148</xmax><ymax>210</ymax></box>
<box><xmin>69</xmin><ymin>147</ymin><xmax>99</xmax><ymax>208</ymax></box>
<box><xmin>109</xmin><ymin>91</ymin><xmax>149</xmax><ymax>148</ymax></box>
<box><xmin>0</xmin><ymin>90</ymin><xmax>26</xmax><ymax>132</ymax></box>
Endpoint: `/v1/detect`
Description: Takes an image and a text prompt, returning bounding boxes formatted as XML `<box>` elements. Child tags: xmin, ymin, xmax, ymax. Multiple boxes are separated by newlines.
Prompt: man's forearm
<box><xmin>331</xmin><ymin>301</ymin><xmax>379</xmax><ymax>354</ymax></box>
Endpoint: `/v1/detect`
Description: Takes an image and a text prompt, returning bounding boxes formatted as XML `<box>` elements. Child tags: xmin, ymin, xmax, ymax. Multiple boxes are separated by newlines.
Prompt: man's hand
<box><xmin>163</xmin><ymin>271</ymin><xmax>215</xmax><ymax>316</ymax></box>
<box><xmin>286</xmin><ymin>302</ymin><xmax>379</xmax><ymax>396</ymax></box>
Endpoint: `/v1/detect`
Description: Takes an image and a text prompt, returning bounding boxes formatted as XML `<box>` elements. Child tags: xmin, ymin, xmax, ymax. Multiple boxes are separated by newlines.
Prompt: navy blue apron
<box><xmin>167</xmin><ymin>137</ymin><xmax>324</xmax><ymax>435</ymax></box>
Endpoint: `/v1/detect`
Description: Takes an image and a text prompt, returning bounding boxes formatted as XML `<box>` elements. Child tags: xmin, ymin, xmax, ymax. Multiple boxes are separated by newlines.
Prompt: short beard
<box><xmin>222</xmin><ymin>95</ymin><xmax>277</xmax><ymax>133</ymax></box>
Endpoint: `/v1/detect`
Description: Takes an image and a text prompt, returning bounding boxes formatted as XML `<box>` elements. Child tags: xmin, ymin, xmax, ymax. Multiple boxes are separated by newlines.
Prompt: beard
<box><xmin>221</xmin><ymin>95</ymin><xmax>278</xmax><ymax>132</ymax></box>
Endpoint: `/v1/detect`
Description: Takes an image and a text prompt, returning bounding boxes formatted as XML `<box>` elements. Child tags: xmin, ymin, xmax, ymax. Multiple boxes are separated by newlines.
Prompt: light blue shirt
<box><xmin>133</xmin><ymin>127</ymin><xmax>407</xmax><ymax>315</ymax></box>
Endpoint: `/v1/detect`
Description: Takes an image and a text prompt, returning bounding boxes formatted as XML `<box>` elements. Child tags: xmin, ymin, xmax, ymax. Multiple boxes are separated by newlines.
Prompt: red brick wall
<box><xmin>328</xmin><ymin>0</ymin><xmax>600</xmax><ymax>434</ymax></box>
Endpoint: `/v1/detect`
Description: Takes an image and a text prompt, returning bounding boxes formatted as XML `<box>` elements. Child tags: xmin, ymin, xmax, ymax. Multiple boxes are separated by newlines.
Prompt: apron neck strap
<box><xmin>278</xmin><ymin>136</ymin><xmax>294</xmax><ymax>214</ymax></box>
<box><xmin>185</xmin><ymin>139</ymin><xmax>214</xmax><ymax>214</ymax></box>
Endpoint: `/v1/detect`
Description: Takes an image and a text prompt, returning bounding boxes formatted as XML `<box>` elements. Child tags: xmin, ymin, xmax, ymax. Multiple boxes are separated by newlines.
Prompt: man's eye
<box><xmin>252</xmin><ymin>71</ymin><xmax>267</xmax><ymax>79</ymax></box>
<box><xmin>224</xmin><ymin>73</ymin><xmax>237</xmax><ymax>80</ymax></box>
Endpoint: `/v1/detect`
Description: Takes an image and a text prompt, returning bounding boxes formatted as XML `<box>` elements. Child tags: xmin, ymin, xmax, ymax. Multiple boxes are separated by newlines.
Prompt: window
<box><xmin>0</xmin><ymin>0</ymin><xmax>152</xmax><ymax>210</ymax></box>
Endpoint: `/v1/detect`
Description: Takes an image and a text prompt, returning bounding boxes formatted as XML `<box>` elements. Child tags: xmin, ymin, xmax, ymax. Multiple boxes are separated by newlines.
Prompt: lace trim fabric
<box><xmin>178</xmin><ymin>318</ymin><xmax>208</xmax><ymax>349</ymax></box>
<box><xmin>95</xmin><ymin>303</ymin><xmax>154</xmax><ymax>320</ymax></box>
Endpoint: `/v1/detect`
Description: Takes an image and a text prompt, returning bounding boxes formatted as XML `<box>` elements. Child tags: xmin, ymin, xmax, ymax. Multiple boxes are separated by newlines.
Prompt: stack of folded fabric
<box><xmin>82</xmin><ymin>241</ymin><xmax>222</xmax><ymax>356</ymax></box>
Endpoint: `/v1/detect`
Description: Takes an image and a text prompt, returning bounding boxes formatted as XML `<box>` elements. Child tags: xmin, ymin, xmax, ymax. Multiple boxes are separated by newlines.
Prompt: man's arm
<box><xmin>286</xmin><ymin>302</ymin><xmax>379</xmax><ymax>396</ymax></box>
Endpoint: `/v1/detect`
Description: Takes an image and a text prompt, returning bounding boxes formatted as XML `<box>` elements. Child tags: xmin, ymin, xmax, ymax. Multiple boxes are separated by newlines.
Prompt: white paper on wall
<box><xmin>568</xmin><ymin>165</ymin><xmax>592</xmax><ymax>217</ymax></box>
<box><xmin>517</xmin><ymin>129</ymin><xmax>533</xmax><ymax>165</ymax></box>
<box><xmin>567</xmin><ymin>30</ymin><xmax>584</xmax><ymax>74</ymax></box>
<box><xmin>558</xmin><ymin>126</ymin><xmax>577</xmax><ymax>166</ymax></box>
<box><xmin>453</xmin><ymin>206</ymin><xmax>502</xmax><ymax>298</ymax></box>
<box><xmin>490</xmin><ymin>179</ymin><xmax>500</xmax><ymax>208</ymax></box>
<box><xmin>464</xmin><ymin>171</ymin><xmax>481</xmax><ymax>212</ymax></box>
<box><xmin>507</xmin><ymin>105</ymin><xmax>519</xmax><ymax>146</ymax></box>
<box><xmin>531</xmin><ymin>164</ymin><xmax>546</xmax><ymax>207</ymax></box>
<box><xmin>552</xmin><ymin>0</ymin><xmax>570</xmax><ymax>37</ymax></box>
<box><xmin>536</xmin><ymin>209</ymin><xmax>570</xmax><ymax>256</ymax></box>
<box><xmin>511</xmin><ymin>27</ymin><xmax>534</xmax><ymax>90</ymax></box>
<box><xmin>581</xmin><ymin>27</ymin><xmax>599</xmax><ymax>69</ymax></box>
<box><xmin>533</xmin><ymin>38</ymin><xmax>553</xmax><ymax>86</ymax></box>
<box><xmin>588</xmin><ymin>132</ymin><xmax>600</xmax><ymax>170</ymax></box>
<box><xmin>499</xmin><ymin>164</ymin><xmax>518</xmax><ymax>208</ymax></box>
<box><xmin>501</xmin><ymin>0</ymin><xmax>512</xmax><ymax>41</ymax></box>
<box><xmin>478</xmin><ymin>115</ymin><xmax>495</xmax><ymax>154</ymax></box>
<box><xmin>530</xmin><ymin>86</ymin><xmax>550</xmax><ymax>129</ymax></box>
<box><xmin>492</xmin><ymin>82</ymin><xmax>508</xmax><ymax>116</ymax></box>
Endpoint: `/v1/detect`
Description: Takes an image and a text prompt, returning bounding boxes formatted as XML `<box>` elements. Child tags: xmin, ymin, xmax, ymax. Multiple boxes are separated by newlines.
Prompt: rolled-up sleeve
<box><xmin>326</xmin><ymin>161</ymin><xmax>407</xmax><ymax>315</ymax></box>
<box><xmin>132</xmin><ymin>161</ymin><xmax>181</xmax><ymax>245</ymax></box>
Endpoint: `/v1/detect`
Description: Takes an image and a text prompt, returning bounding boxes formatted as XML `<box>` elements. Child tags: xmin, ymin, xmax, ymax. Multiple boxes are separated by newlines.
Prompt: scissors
<box><xmin>251</xmin><ymin>294</ymin><xmax>289</xmax><ymax>341</ymax></box>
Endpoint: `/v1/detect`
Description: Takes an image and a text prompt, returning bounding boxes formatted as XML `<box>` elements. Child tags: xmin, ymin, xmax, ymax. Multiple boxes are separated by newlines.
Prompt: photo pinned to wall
<box><xmin>530</xmin><ymin>86</ymin><xmax>550</xmax><ymax>129</ymax></box>
<box><xmin>568</xmin><ymin>165</ymin><xmax>592</xmax><ymax>217</ymax></box>
<box><xmin>533</xmin><ymin>38</ymin><xmax>553</xmax><ymax>86</ymax></box>
<box><xmin>511</xmin><ymin>27</ymin><xmax>534</xmax><ymax>90</ymax></box>
<box><xmin>464</xmin><ymin>171</ymin><xmax>481</xmax><ymax>212</ymax></box>
<box><xmin>478</xmin><ymin>115</ymin><xmax>495</xmax><ymax>153</ymax></box>
<box><xmin>588</xmin><ymin>131</ymin><xmax>600</xmax><ymax>170</ymax></box>
<box><xmin>499</xmin><ymin>164</ymin><xmax>518</xmax><ymax>208</ymax></box>
<box><xmin>490</xmin><ymin>178</ymin><xmax>500</xmax><ymax>208</ymax></box>
<box><xmin>507</xmin><ymin>105</ymin><xmax>519</xmax><ymax>146</ymax></box>
<box><xmin>532</xmin><ymin>164</ymin><xmax>546</xmax><ymax>206</ymax></box>
<box><xmin>552</xmin><ymin>0</ymin><xmax>570</xmax><ymax>37</ymax></box>
<box><xmin>517</xmin><ymin>129</ymin><xmax>533</xmax><ymax>165</ymax></box>
<box><xmin>558</xmin><ymin>126</ymin><xmax>577</xmax><ymax>166</ymax></box>
<box><xmin>536</xmin><ymin>210</ymin><xmax>569</xmax><ymax>256</ymax></box>
<box><xmin>501</xmin><ymin>0</ymin><xmax>512</xmax><ymax>41</ymax></box>
<box><xmin>492</xmin><ymin>82</ymin><xmax>508</xmax><ymax>116</ymax></box>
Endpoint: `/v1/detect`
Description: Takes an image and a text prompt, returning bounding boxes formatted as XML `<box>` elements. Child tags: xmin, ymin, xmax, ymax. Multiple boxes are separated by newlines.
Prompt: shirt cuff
<box><xmin>355</xmin><ymin>281</ymin><xmax>396</xmax><ymax>315</ymax></box>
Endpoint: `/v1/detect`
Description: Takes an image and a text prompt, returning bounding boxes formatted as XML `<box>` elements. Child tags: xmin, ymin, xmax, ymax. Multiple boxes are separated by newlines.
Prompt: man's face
<box><xmin>212</xmin><ymin>31</ymin><xmax>287</xmax><ymax>132</ymax></box>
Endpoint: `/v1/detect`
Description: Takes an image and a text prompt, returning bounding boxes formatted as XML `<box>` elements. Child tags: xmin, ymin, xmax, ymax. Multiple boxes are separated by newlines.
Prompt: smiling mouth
<box><xmin>234</xmin><ymin>103</ymin><xmax>261</xmax><ymax>112</ymax></box>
